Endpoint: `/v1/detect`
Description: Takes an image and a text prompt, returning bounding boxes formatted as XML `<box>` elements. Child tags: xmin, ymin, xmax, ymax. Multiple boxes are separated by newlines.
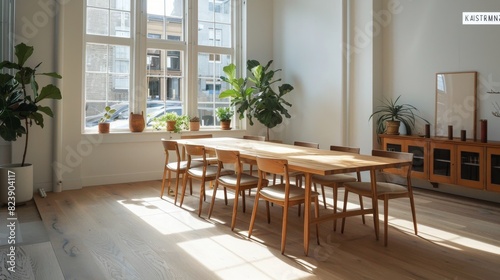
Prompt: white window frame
<box><xmin>83</xmin><ymin>0</ymin><xmax>244</xmax><ymax>132</ymax></box>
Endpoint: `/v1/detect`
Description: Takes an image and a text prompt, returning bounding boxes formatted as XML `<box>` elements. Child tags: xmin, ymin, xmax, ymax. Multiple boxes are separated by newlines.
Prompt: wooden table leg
<box><xmin>304</xmin><ymin>173</ymin><xmax>311</xmax><ymax>255</ymax></box>
<box><xmin>370</xmin><ymin>169</ymin><xmax>379</xmax><ymax>240</ymax></box>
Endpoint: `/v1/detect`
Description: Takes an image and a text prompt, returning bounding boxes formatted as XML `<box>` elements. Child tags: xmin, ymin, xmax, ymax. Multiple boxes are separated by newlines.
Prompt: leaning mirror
<box><xmin>435</xmin><ymin>71</ymin><xmax>477</xmax><ymax>140</ymax></box>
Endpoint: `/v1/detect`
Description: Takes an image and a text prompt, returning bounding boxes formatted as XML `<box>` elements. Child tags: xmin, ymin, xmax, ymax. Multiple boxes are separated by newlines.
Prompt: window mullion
<box><xmin>134</xmin><ymin>0</ymin><xmax>147</xmax><ymax>115</ymax></box>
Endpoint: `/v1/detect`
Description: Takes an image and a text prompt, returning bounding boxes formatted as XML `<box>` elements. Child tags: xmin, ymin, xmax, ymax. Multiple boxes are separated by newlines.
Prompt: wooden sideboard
<box><xmin>379</xmin><ymin>134</ymin><xmax>500</xmax><ymax>192</ymax></box>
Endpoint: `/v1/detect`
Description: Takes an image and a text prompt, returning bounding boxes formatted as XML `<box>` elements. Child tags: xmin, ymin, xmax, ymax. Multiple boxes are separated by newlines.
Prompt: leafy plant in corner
<box><xmin>0</xmin><ymin>43</ymin><xmax>62</xmax><ymax>166</ymax></box>
<box><xmin>219</xmin><ymin>60</ymin><xmax>293</xmax><ymax>140</ymax></box>
<box><xmin>369</xmin><ymin>95</ymin><xmax>428</xmax><ymax>136</ymax></box>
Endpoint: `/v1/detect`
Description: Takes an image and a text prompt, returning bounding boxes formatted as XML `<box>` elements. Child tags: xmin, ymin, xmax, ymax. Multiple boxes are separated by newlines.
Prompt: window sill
<box><xmin>82</xmin><ymin>128</ymin><xmax>245</xmax><ymax>144</ymax></box>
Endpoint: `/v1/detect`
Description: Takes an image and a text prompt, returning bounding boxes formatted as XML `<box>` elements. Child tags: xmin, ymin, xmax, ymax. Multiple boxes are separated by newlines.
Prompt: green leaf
<box><xmin>37</xmin><ymin>105</ymin><xmax>54</xmax><ymax>117</ymax></box>
<box><xmin>14</xmin><ymin>43</ymin><xmax>34</xmax><ymax>67</ymax></box>
<box><xmin>36</xmin><ymin>84</ymin><xmax>62</xmax><ymax>102</ymax></box>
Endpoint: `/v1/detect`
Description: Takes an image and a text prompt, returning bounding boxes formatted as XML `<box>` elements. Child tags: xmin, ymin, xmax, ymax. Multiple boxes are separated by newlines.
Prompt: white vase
<box><xmin>0</xmin><ymin>163</ymin><xmax>33</xmax><ymax>205</ymax></box>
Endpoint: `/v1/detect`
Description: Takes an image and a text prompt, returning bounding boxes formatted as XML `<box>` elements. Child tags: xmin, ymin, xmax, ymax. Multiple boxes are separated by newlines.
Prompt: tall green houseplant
<box><xmin>220</xmin><ymin>60</ymin><xmax>293</xmax><ymax>140</ymax></box>
<box><xmin>0</xmin><ymin>43</ymin><xmax>62</xmax><ymax>165</ymax></box>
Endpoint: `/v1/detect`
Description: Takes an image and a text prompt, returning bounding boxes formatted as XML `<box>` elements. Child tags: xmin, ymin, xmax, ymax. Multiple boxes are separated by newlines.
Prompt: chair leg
<box><xmin>280</xmin><ymin>202</ymin><xmax>289</xmax><ymax>255</ymax></box>
<box><xmin>241</xmin><ymin>190</ymin><xmax>246</xmax><ymax>213</ymax></box>
<box><xmin>160</xmin><ymin>167</ymin><xmax>168</xmax><ymax>198</ymax></box>
<box><xmin>198</xmin><ymin>179</ymin><xmax>206</xmax><ymax>217</ymax></box>
<box><xmin>179</xmin><ymin>174</ymin><xmax>189</xmax><ymax>207</ymax></box>
<box><xmin>248</xmin><ymin>191</ymin><xmax>261</xmax><ymax>238</ymax></box>
<box><xmin>173</xmin><ymin>172</ymin><xmax>181</xmax><ymax>204</ymax></box>
<box><xmin>207</xmin><ymin>181</ymin><xmax>219</xmax><ymax>219</ymax></box>
<box><xmin>320</xmin><ymin>184</ymin><xmax>327</xmax><ymax>209</ymax></box>
<box><xmin>231</xmin><ymin>188</ymin><xmax>240</xmax><ymax>231</ymax></box>
<box><xmin>341</xmin><ymin>190</ymin><xmax>349</xmax><ymax>234</ymax></box>
<box><xmin>384</xmin><ymin>197</ymin><xmax>389</xmax><ymax>246</ymax></box>
<box><xmin>224</xmin><ymin>188</ymin><xmax>228</xmax><ymax>205</ymax></box>
<box><xmin>266</xmin><ymin>201</ymin><xmax>271</xmax><ymax>223</ymax></box>
<box><xmin>359</xmin><ymin>194</ymin><xmax>366</xmax><ymax>224</ymax></box>
<box><xmin>409</xmin><ymin>194</ymin><xmax>418</xmax><ymax>235</ymax></box>
<box><xmin>333</xmin><ymin>186</ymin><xmax>338</xmax><ymax>231</ymax></box>
<box><xmin>314</xmin><ymin>197</ymin><xmax>320</xmax><ymax>245</ymax></box>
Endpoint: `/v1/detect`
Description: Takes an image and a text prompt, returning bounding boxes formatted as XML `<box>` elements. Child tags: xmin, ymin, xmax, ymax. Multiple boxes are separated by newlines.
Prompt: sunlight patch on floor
<box><xmin>178</xmin><ymin>234</ymin><xmax>312</xmax><ymax>279</ymax></box>
<box><xmin>117</xmin><ymin>198</ymin><xmax>215</xmax><ymax>235</ymax></box>
<box><xmin>390</xmin><ymin>218</ymin><xmax>500</xmax><ymax>255</ymax></box>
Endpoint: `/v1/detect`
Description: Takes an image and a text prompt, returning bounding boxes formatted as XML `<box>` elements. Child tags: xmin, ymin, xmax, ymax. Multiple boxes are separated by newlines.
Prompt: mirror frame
<box><xmin>435</xmin><ymin>71</ymin><xmax>477</xmax><ymax>140</ymax></box>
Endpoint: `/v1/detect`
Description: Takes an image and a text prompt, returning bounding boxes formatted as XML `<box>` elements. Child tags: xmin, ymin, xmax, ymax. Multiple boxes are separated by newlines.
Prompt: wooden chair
<box><xmin>291</xmin><ymin>141</ymin><xmax>319</xmax><ymax>216</ymax></box>
<box><xmin>248</xmin><ymin>156</ymin><xmax>320</xmax><ymax>255</ymax></box>
<box><xmin>160</xmin><ymin>139</ymin><xmax>202</xmax><ymax>203</ymax></box>
<box><xmin>207</xmin><ymin>148</ymin><xmax>261</xmax><ymax>230</ymax></box>
<box><xmin>341</xmin><ymin>150</ymin><xmax>417</xmax><ymax>246</ymax></box>
<box><xmin>242</xmin><ymin>135</ymin><xmax>266</xmax><ymax>195</ymax></box>
<box><xmin>311</xmin><ymin>145</ymin><xmax>364</xmax><ymax>230</ymax></box>
<box><xmin>179</xmin><ymin>144</ymin><xmax>232</xmax><ymax>216</ymax></box>
<box><xmin>180</xmin><ymin>134</ymin><xmax>216</xmax><ymax>163</ymax></box>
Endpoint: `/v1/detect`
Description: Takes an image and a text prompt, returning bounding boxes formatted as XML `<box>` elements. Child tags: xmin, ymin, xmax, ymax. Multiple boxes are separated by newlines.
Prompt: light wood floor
<box><xmin>2</xmin><ymin>180</ymin><xmax>500</xmax><ymax>279</ymax></box>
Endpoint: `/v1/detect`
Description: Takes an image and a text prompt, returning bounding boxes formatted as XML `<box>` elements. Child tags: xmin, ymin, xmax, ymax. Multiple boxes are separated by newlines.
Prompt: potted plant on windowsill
<box><xmin>215</xmin><ymin>107</ymin><xmax>233</xmax><ymax>130</ymax></box>
<box><xmin>219</xmin><ymin>60</ymin><xmax>293</xmax><ymax>140</ymax></box>
<box><xmin>189</xmin><ymin>116</ymin><xmax>200</xmax><ymax>131</ymax></box>
<box><xmin>98</xmin><ymin>106</ymin><xmax>116</xmax><ymax>133</ymax></box>
<box><xmin>0</xmin><ymin>43</ymin><xmax>62</xmax><ymax>204</ymax></box>
<box><xmin>151</xmin><ymin>112</ymin><xmax>189</xmax><ymax>133</ymax></box>
<box><xmin>369</xmin><ymin>95</ymin><xmax>428</xmax><ymax>135</ymax></box>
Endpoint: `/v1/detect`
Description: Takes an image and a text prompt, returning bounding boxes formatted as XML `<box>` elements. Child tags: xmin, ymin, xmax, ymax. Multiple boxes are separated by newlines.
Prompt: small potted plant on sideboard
<box><xmin>215</xmin><ymin>107</ymin><xmax>233</xmax><ymax>130</ymax></box>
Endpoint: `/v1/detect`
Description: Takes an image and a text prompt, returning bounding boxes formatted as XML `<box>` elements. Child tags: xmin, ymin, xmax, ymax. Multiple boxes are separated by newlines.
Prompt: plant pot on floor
<box><xmin>0</xmin><ymin>164</ymin><xmax>33</xmax><ymax>205</ymax></box>
<box><xmin>385</xmin><ymin>120</ymin><xmax>401</xmax><ymax>135</ymax></box>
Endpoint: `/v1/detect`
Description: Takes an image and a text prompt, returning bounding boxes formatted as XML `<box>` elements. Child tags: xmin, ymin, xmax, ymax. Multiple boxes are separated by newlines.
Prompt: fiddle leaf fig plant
<box><xmin>0</xmin><ymin>43</ymin><xmax>62</xmax><ymax>166</ymax></box>
<box><xmin>219</xmin><ymin>59</ymin><xmax>293</xmax><ymax>140</ymax></box>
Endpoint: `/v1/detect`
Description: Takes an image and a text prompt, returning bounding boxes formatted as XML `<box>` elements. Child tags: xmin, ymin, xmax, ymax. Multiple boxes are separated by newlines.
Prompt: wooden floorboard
<box><xmin>3</xmin><ymin>180</ymin><xmax>500</xmax><ymax>279</ymax></box>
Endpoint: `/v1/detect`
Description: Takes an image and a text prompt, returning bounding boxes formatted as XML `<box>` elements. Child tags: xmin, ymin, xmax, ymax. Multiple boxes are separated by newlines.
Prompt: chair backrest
<box><xmin>256</xmin><ymin>156</ymin><xmax>290</xmax><ymax>180</ymax></box>
<box><xmin>243</xmin><ymin>135</ymin><xmax>266</xmax><ymax>141</ymax></box>
<box><xmin>180</xmin><ymin>134</ymin><xmax>213</xmax><ymax>139</ymax></box>
<box><xmin>372</xmin><ymin>149</ymin><xmax>413</xmax><ymax>181</ymax></box>
<box><xmin>215</xmin><ymin>148</ymin><xmax>242</xmax><ymax>173</ymax></box>
<box><xmin>161</xmin><ymin>138</ymin><xmax>181</xmax><ymax>166</ymax></box>
<box><xmin>330</xmin><ymin>145</ymin><xmax>361</xmax><ymax>180</ymax></box>
<box><xmin>329</xmin><ymin>145</ymin><xmax>360</xmax><ymax>154</ymax></box>
<box><xmin>184</xmin><ymin>144</ymin><xmax>208</xmax><ymax>166</ymax></box>
<box><xmin>294</xmin><ymin>141</ymin><xmax>319</xmax><ymax>149</ymax></box>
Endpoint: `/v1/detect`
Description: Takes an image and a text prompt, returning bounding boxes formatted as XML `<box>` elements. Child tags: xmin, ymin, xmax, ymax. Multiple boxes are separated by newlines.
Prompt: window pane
<box><xmin>85</xmin><ymin>43</ymin><xmax>130</xmax><ymax>129</ymax></box>
<box><xmin>87</xmin><ymin>8</ymin><xmax>109</xmax><ymax>35</ymax></box>
<box><xmin>146</xmin><ymin>48</ymin><xmax>184</xmax><ymax>124</ymax></box>
<box><xmin>110</xmin><ymin>10</ymin><xmax>130</xmax><ymax>37</ymax></box>
<box><xmin>198</xmin><ymin>0</ymin><xmax>231</xmax><ymax>47</ymax></box>
<box><xmin>147</xmin><ymin>0</ymin><xmax>184</xmax><ymax>41</ymax></box>
<box><xmin>111</xmin><ymin>0</ymin><xmax>130</xmax><ymax>11</ymax></box>
<box><xmin>198</xmin><ymin>52</ymin><xmax>230</xmax><ymax>127</ymax></box>
<box><xmin>88</xmin><ymin>0</ymin><xmax>109</xmax><ymax>8</ymax></box>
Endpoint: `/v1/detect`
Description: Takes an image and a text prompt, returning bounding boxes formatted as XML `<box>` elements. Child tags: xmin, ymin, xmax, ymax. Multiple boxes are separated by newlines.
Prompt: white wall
<box><xmin>382</xmin><ymin>0</ymin><xmax>500</xmax><ymax>141</ymax></box>
<box><xmin>272</xmin><ymin>0</ymin><xmax>346</xmax><ymax>148</ymax></box>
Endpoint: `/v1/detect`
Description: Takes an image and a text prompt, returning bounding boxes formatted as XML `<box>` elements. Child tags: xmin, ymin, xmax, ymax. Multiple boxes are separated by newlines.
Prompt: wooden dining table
<box><xmin>174</xmin><ymin>137</ymin><xmax>411</xmax><ymax>255</ymax></box>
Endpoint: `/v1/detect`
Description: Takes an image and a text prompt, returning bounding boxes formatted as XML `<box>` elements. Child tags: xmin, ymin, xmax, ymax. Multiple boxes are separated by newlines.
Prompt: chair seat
<box><xmin>312</xmin><ymin>174</ymin><xmax>357</xmax><ymax>185</ymax></box>
<box><xmin>166</xmin><ymin>160</ymin><xmax>203</xmax><ymax>171</ymax></box>
<box><xmin>188</xmin><ymin>165</ymin><xmax>233</xmax><ymax>178</ymax></box>
<box><xmin>218</xmin><ymin>173</ymin><xmax>260</xmax><ymax>187</ymax></box>
<box><xmin>344</xmin><ymin>181</ymin><xmax>408</xmax><ymax>195</ymax></box>
<box><xmin>260</xmin><ymin>184</ymin><xmax>319</xmax><ymax>201</ymax></box>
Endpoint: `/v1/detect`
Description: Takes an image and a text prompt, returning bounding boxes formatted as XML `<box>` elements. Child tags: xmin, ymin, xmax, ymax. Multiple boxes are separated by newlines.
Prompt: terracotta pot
<box><xmin>385</xmin><ymin>120</ymin><xmax>400</xmax><ymax>135</ymax></box>
<box><xmin>166</xmin><ymin>120</ymin><xmax>177</xmax><ymax>131</ymax></box>
<box><xmin>190</xmin><ymin>121</ymin><xmax>200</xmax><ymax>131</ymax></box>
<box><xmin>220</xmin><ymin>120</ymin><xmax>231</xmax><ymax>130</ymax></box>
<box><xmin>98</xmin><ymin>122</ymin><xmax>110</xmax><ymax>134</ymax></box>
<box><xmin>129</xmin><ymin>112</ymin><xmax>145</xmax><ymax>132</ymax></box>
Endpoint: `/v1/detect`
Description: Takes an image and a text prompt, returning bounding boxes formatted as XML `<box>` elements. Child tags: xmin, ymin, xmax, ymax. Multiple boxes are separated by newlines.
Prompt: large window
<box><xmin>84</xmin><ymin>0</ymin><xmax>238</xmax><ymax>131</ymax></box>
